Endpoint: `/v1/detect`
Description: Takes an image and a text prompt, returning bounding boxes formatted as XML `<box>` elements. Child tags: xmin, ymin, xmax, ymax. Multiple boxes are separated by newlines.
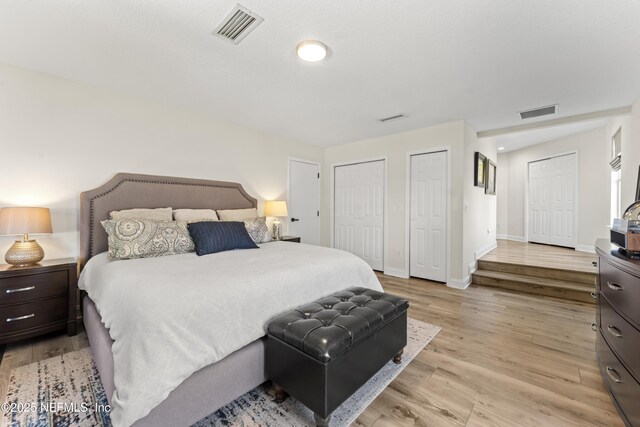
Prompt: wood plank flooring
<box><xmin>0</xmin><ymin>273</ymin><xmax>622</xmax><ymax>427</ymax></box>
<box><xmin>481</xmin><ymin>240</ymin><xmax>598</xmax><ymax>274</ymax></box>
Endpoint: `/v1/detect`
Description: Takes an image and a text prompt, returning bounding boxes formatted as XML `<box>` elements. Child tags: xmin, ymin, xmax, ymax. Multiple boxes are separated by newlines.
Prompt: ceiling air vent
<box><xmin>214</xmin><ymin>4</ymin><xmax>263</xmax><ymax>44</ymax></box>
<box><xmin>379</xmin><ymin>114</ymin><xmax>406</xmax><ymax>123</ymax></box>
<box><xmin>519</xmin><ymin>104</ymin><xmax>558</xmax><ymax>120</ymax></box>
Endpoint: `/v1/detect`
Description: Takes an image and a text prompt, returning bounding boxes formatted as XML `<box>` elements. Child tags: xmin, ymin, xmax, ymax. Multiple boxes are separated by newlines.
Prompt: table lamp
<box><xmin>0</xmin><ymin>207</ymin><xmax>52</xmax><ymax>266</ymax></box>
<box><xmin>264</xmin><ymin>200</ymin><xmax>288</xmax><ymax>240</ymax></box>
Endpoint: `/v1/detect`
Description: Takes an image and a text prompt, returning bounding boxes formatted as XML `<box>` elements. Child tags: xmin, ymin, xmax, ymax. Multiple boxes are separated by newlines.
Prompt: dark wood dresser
<box><xmin>0</xmin><ymin>258</ymin><xmax>78</xmax><ymax>345</ymax></box>
<box><xmin>595</xmin><ymin>239</ymin><xmax>640</xmax><ymax>427</ymax></box>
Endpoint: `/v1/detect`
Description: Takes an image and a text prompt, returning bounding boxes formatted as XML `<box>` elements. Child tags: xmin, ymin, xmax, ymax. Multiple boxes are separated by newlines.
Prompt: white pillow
<box><xmin>217</xmin><ymin>208</ymin><xmax>259</xmax><ymax>221</ymax></box>
<box><xmin>110</xmin><ymin>207</ymin><xmax>173</xmax><ymax>221</ymax></box>
<box><xmin>173</xmin><ymin>209</ymin><xmax>219</xmax><ymax>223</ymax></box>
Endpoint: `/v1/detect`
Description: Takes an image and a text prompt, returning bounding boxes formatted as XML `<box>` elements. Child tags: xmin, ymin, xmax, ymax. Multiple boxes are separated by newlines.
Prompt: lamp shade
<box><xmin>0</xmin><ymin>207</ymin><xmax>52</xmax><ymax>236</ymax></box>
<box><xmin>264</xmin><ymin>200</ymin><xmax>288</xmax><ymax>217</ymax></box>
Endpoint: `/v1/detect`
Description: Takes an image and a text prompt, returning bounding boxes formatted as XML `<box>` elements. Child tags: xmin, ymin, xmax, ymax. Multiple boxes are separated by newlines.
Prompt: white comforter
<box><xmin>79</xmin><ymin>242</ymin><xmax>382</xmax><ymax>426</ymax></box>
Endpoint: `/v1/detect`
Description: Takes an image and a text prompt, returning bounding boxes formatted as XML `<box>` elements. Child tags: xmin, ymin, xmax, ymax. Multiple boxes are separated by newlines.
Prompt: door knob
<box><xmin>291</xmin><ymin>218</ymin><xmax>300</xmax><ymax>222</ymax></box>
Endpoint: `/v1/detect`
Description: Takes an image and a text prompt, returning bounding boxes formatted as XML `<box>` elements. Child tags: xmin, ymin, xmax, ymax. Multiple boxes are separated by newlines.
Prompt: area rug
<box><xmin>2</xmin><ymin>318</ymin><xmax>440</xmax><ymax>427</ymax></box>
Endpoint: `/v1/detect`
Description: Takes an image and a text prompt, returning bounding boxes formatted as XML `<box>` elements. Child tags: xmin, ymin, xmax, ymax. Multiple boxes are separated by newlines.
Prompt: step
<box><xmin>477</xmin><ymin>259</ymin><xmax>596</xmax><ymax>286</ymax></box>
<box><xmin>471</xmin><ymin>270</ymin><xmax>595</xmax><ymax>304</ymax></box>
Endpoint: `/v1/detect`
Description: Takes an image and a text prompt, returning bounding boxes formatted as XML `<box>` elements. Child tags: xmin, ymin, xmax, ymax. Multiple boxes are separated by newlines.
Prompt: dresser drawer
<box><xmin>600</xmin><ymin>296</ymin><xmax>640</xmax><ymax>382</ymax></box>
<box><xmin>0</xmin><ymin>297</ymin><xmax>68</xmax><ymax>335</ymax></box>
<box><xmin>597</xmin><ymin>334</ymin><xmax>640</xmax><ymax>427</ymax></box>
<box><xmin>0</xmin><ymin>271</ymin><xmax>68</xmax><ymax>307</ymax></box>
<box><xmin>600</xmin><ymin>258</ymin><xmax>640</xmax><ymax>327</ymax></box>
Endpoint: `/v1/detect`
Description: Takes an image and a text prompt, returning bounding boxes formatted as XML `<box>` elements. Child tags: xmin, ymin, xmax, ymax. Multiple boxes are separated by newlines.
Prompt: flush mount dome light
<box><xmin>296</xmin><ymin>40</ymin><xmax>328</xmax><ymax>62</ymax></box>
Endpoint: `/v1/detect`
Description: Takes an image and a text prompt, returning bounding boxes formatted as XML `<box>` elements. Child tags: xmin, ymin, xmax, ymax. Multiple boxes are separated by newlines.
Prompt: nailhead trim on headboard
<box><xmin>81</xmin><ymin>173</ymin><xmax>258</xmax><ymax>264</ymax></box>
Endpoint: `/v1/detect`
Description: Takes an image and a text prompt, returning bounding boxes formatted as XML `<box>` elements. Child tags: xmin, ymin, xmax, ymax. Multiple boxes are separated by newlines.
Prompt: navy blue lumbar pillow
<box><xmin>187</xmin><ymin>221</ymin><xmax>258</xmax><ymax>256</ymax></box>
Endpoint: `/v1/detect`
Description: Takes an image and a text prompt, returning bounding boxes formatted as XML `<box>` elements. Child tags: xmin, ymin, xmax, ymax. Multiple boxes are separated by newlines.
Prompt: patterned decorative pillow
<box><xmin>110</xmin><ymin>207</ymin><xmax>173</xmax><ymax>221</ymax></box>
<box><xmin>217</xmin><ymin>208</ymin><xmax>259</xmax><ymax>221</ymax></box>
<box><xmin>173</xmin><ymin>209</ymin><xmax>219</xmax><ymax>223</ymax></box>
<box><xmin>101</xmin><ymin>219</ymin><xmax>195</xmax><ymax>260</ymax></box>
<box><xmin>243</xmin><ymin>217</ymin><xmax>272</xmax><ymax>244</ymax></box>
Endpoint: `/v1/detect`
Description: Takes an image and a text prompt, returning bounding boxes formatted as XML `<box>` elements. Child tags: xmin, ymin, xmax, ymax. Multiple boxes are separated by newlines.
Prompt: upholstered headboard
<box><xmin>79</xmin><ymin>173</ymin><xmax>257</xmax><ymax>267</ymax></box>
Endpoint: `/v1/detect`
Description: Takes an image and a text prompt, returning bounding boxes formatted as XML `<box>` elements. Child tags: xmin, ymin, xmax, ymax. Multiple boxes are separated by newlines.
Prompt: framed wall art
<box><xmin>474</xmin><ymin>152</ymin><xmax>486</xmax><ymax>187</ymax></box>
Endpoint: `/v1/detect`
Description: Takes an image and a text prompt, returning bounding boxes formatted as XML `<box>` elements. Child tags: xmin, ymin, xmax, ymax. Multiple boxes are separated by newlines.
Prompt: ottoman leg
<box><xmin>393</xmin><ymin>348</ymin><xmax>404</xmax><ymax>364</ymax></box>
<box><xmin>272</xmin><ymin>383</ymin><xmax>289</xmax><ymax>403</ymax></box>
<box><xmin>314</xmin><ymin>413</ymin><xmax>331</xmax><ymax>427</ymax></box>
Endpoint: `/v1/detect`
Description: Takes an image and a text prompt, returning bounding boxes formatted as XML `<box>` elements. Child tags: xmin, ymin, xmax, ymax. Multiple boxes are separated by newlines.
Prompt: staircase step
<box><xmin>471</xmin><ymin>270</ymin><xmax>595</xmax><ymax>304</ymax></box>
<box><xmin>477</xmin><ymin>259</ymin><xmax>596</xmax><ymax>285</ymax></box>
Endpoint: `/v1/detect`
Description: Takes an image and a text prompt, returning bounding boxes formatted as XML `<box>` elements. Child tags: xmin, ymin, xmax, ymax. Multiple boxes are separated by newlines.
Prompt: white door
<box><xmin>528</xmin><ymin>159</ymin><xmax>550</xmax><ymax>244</ymax></box>
<box><xmin>410</xmin><ymin>151</ymin><xmax>447</xmax><ymax>282</ymax></box>
<box><xmin>528</xmin><ymin>153</ymin><xmax>577</xmax><ymax>248</ymax></box>
<box><xmin>288</xmin><ymin>159</ymin><xmax>320</xmax><ymax>245</ymax></box>
<box><xmin>334</xmin><ymin>160</ymin><xmax>384</xmax><ymax>270</ymax></box>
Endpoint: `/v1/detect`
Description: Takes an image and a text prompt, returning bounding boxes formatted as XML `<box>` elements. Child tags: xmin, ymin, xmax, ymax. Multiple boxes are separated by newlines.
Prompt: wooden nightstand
<box><xmin>0</xmin><ymin>258</ymin><xmax>77</xmax><ymax>345</ymax></box>
<box><xmin>279</xmin><ymin>236</ymin><xmax>301</xmax><ymax>243</ymax></box>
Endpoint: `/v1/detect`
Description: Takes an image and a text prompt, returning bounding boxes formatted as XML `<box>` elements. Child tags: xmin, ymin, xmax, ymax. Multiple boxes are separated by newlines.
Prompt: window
<box><xmin>610</xmin><ymin>127</ymin><xmax>622</xmax><ymax>224</ymax></box>
<box><xmin>611</xmin><ymin>169</ymin><xmax>622</xmax><ymax>224</ymax></box>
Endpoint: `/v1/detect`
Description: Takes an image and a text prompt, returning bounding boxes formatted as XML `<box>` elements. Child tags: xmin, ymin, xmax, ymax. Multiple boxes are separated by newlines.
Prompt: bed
<box><xmin>78</xmin><ymin>173</ymin><xmax>383</xmax><ymax>427</ymax></box>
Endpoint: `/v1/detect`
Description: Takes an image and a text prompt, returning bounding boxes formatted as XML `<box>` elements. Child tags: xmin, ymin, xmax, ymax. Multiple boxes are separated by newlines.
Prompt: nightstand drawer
<box><xmin>0</xmin><ymin>271</ymin><xmax>68</xmax><ymax>306</ymax></box>
<box><xmin>0</xmin><ymin>297</ymin><xmax>68</xmax><ymax>334</ymax></box>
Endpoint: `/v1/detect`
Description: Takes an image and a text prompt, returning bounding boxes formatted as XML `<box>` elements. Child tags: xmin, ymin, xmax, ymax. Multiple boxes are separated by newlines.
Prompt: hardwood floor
<box><xmin>0</xmin><ymin>274</ymin><xmax>622</xmax><ymax>427</ymax></box>
<box><xmin>354</xmin><ymin>274</ymin><xmax>622</xmax><ymax>427</ymax></box>
<box><xmin>473</xmin><ymin>240</ymin><xmax>598</xmax><ymax>303</ymax></box>
<box><xmin>481</xmin><ymin>240</ymin><xmax>598</xmax><ymax>274</ymax></box>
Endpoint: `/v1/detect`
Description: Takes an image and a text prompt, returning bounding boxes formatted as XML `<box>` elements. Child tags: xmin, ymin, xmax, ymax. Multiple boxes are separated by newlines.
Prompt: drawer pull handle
<box><xmin>607</xmin><ymin>325</ymin><xmax>623</xmax><ymax>338</ymax></box>
<box><xmin>5</xmin><ymin>286</ymin><xmax>35</xmax><ymax>294</ymax></box>
<box><xmin>606</xmin><ymin>367</ymin><xmax>623</xmax><ymax>384</ymax></box>
<box><xmin>591</xmin><ymin>323</ymin><xmax>597</xmax><ymax>331</ymax></box>
<box><xmin>590</xmin><ymin>291</ymin><xmax>597</xmax><ymax>299</ymax></box>
<box><xmin>607</xmin><ymin>282</ymin><xmax>623</xmax><ymax>291</ymax></box>
<box><xmin>592</xmin><ymin>261</ymin><xmax>598</xmax><ymax>267</ymax></box>
<box><xmin>6</xmin><ymin>313</ymin><xmax>35</xmax><ymax>323</ymax></box>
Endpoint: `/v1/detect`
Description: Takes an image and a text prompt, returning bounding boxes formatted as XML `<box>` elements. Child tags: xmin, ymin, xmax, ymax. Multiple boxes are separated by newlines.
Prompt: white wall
<box><xmin>323</xmin><ymin>120</ymin><xmax>496</xmax><ymax>287</ymax></box>
<box><xmin>496</xmin><ymin>152</ymin><xmax>510</xmax><ymax>238</ymax></box>
<box><xmin>322</xmin><ymin>121</ymin><xmax>466</xmax><ymax>282</ymax></box>
<box><xmin>495</xmin><ymin>126</ymin><xmax>609</xmax><ymax>251</ymax></box>
<box><xmin>0</xmin><ymin>62</ymin><xmax>323</xmax><ymax>260</ymax></box>
<box><xmin>607</xmin><ymin>98</ymin><xmax>640</xmax><ymax>210</ymax></box>
<box><xmin>462</xmin><ymin>124</ymin><xmax>497</xmax><ymax>280</ymax></box>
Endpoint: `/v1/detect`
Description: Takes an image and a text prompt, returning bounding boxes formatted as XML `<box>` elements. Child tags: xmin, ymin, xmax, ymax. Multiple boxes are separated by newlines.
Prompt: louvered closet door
<box><xmin>334</xmin><ymin>161</ymin><xmax>384</xmax><ymax>270</ymax></box>
<box><xmin>410</xmin><ymin>151</ymin><xmax>447</xmax><ymax>282</ymax></box>
<box><xmin>528</xmin><ymin>153</ymin><xmax>576</xmax><ymax>248</ymax></box>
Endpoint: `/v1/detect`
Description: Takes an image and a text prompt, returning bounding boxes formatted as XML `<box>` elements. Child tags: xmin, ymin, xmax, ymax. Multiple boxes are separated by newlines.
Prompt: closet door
<box><xmin>548</xmin><ymin>154</ymin><xmax>577</xmax><ymax>247</ymax></box>
<box><xmin>334</xmin><ymin>161</ymin><xmax>384</xmax><ymax>270</ymax></box>
<box><xmin>410</xmin><ymin>151</ymin><xmax>447</xmax><ymax>282</ymax></box>
<box><xmin>358</xmin><ymin>161</ymin><xmax>384</xmax><ymax>270</ymax></box>
<box><xmin>528</xmin><ymin>159</ymin><xmax>550</xmax><ymax>244</ymax></box>
<box><xmin>528</xmin><ymin>153</ymin><xmax>577</xmax><ymax>248</ymax></box>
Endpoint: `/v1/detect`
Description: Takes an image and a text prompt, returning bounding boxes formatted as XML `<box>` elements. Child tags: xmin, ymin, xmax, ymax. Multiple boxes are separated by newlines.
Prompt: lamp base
<box><xmin>272</xmin><ymin>219</ymin><xmax>282</xmax><ymax>240</ymax></box>
<box><xmin>5</xmin><ymin>239</ymin><xmax>44</xmax><ymax>267</ymax></box>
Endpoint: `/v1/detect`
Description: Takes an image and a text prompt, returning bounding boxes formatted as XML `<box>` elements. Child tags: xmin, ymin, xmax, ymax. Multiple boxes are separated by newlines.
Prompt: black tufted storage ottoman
<box><xmin>267</xmin><ymin>287</ymin><xmax>408</xmax><ymax>426</ymax></box>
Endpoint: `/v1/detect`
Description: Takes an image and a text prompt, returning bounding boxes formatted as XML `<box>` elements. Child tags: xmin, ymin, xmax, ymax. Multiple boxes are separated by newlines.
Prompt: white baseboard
<box><xmin>383</xmin><ymin>267</ymin><xmax>409</xmax><ymax>279</ymax></box>
<box><xmin>498</xmin><ymin>235</ymin><xmax>526</xmax><ymax>242</ymax></box>
<box><xmin>447</xmin><ymin>276</ymin><xmax>471</xmax><ymax>289</ymax></box>
<box><xmin>475</xmin><ymin>240</ymin><xmax>497</xmax><ymax>260</ymax></box>
<box><xmin>575</xmin><ymin>244</ymin><xmax>595</xmax><ymax>253</ymax></box>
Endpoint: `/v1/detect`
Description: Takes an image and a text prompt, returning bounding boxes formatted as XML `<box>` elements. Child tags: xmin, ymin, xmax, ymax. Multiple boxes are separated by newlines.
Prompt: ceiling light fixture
<box><xmin>498</xmin><ymin>147</ymin><xmax>505</xmax><ymax>151</ymax></box>
<box><xmin>296</xmin><ymin>40</ymin><xmax>328</xmax><ymax>62</ymax></box>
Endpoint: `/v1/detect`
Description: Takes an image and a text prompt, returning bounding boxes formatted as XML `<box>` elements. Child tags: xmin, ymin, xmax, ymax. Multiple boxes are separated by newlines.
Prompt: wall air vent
<box><xmin>519</xmin><ymin>104</ymin><xmax>558</xmax><ymax>120</ymax></box>
<box><xmin>214</xmin><ymin>4</ymin><xmax>263</xmax><ymax>44</ymax></box>
<box><xmin>379</xmin><ymin>114</ymin><xmax>406</xmax><ymax>123</ymax></box>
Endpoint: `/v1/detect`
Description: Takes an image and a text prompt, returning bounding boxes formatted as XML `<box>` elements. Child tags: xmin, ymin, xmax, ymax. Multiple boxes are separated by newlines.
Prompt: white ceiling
<box><xmin>0</xmin><ymin>1</ymin><xmax>639</xmax><ymax>147</ymax></box>
<box><xmin>486</xmin><ymin>119</ymin><xmax>609</xmax><ymax>153</ymax></box>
